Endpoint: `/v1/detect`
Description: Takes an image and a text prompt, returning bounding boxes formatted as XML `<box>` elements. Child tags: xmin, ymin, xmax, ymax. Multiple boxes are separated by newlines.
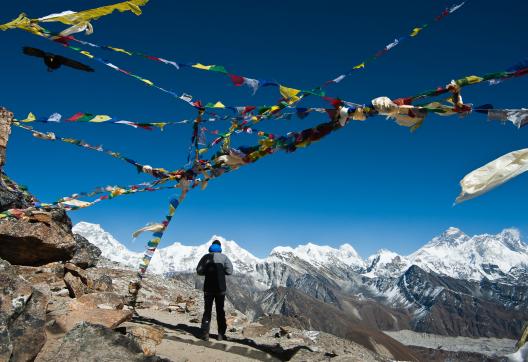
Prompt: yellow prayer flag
<box><xmin>410</xmin><ymin>27</ymin><xmax>422</xmax><ymax>37</ymax></box>
<box><xmin>142</xmin><ymin>78</ymin><xmax>154</xmax><ymax>86</ymax></box>
<box><xmin>465</xmin><ymin>75</ymin><xmax>484</xmax><ymax>84</ymax></box>
<box><xmin>353</xmin><ymin>63</ymin><xmax>365</xmax><ymax>69</ymax></box>
<box><xmin>21</xmin><ymin>112</ymin><xmax>36</xmax><ymax>123</ymax></box>
<box><xmin>90</xmin><ymin>115</ymin><xmax>112</xmax><ymax>123</ymax></box>
<box><xmin>39</xmin><ymin>0</ymin><xmax>149</xmax><ymax>25</ymax></box>
<box><xmin>192</xmin><ymin>63</ymin><xmax>213</xmax><ymax>71</ymax></box>
<box><xmin>0</xmin><ymin>13</ymin><xmax>43</xmax><ymax>34</ymax></box>
<box><xmin>108</xmin><ymin>47</ymin><xmax>132</xmax><ymax>56</ymax></box>
<box><xmin>213</xmin><ymin>101</ymin><xmax>225</xmax><ymax>108</ymax></box>
<box><xmin>279</xmin><ymin>85</ymin><xmax>301</xmax><ymax>100</ymax></box>
<box><xmin>80</xmin><ymin>50</ymin><xmax>94</xmax><ymax>58</ymax></box>
<box><xmin>111</xmin><ymin>187</ymin><xmax>125</xmax><ymax>196</ymax></box>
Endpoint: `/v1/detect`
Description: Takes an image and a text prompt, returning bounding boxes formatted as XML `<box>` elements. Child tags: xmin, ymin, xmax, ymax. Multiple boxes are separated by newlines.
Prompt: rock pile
<box><xmin>0</xmin><ymin>176</ymin><xmax>170</xmax><ymax>361</ymax></box>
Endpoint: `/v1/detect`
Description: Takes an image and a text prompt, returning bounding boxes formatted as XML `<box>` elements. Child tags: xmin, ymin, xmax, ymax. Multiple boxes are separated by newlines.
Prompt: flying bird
<box><xmin>22</xmin><ymin>47</ymin><xmax>94</xmax><ymax>73</ymax></box>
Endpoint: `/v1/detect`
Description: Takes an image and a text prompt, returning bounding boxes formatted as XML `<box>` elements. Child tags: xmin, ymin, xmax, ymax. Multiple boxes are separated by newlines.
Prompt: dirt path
<box><xmin>127</xmin><ymin>309</ymin><xmax>279</xmax><ymax>361</ymax></box>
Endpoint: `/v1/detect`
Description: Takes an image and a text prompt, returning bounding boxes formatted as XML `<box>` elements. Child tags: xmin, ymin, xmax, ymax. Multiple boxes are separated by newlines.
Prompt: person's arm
<box><xmin>223</xmin><ymin>256</ymin><xmax>233</xmax><ymax>275</ymax></box>
<box><xmin>196</xmin><ymin>255</ymin><xmax>207</xmax><ymax>276</ymax></box>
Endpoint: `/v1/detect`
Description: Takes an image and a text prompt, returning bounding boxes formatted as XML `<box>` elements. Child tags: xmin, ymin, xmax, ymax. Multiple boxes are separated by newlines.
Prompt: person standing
<box><xmin>196</xmin><ymin>239</ymin><xmax>233</xmax><ymax>341</ymax></box>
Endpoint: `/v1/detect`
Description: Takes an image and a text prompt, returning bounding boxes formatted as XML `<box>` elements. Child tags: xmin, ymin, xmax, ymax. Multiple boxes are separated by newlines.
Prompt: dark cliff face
<box><xmin>370</xmin><ymin>265</ymin><xmax>528</xmax><ymax>338</ymax></box>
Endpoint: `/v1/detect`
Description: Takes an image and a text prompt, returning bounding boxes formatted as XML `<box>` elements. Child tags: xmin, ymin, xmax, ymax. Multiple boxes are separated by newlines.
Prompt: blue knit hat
<box><xmin>209</xmin><ymin>240</ymin><xmax>222</xmax><ymax>253</ymax></box>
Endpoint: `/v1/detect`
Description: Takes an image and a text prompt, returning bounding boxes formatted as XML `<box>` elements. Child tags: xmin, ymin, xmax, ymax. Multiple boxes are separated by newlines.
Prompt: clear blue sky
<box><xmin>1</xmin><ymin>0</ymin><xmax>527</xmax><ymax>258</ymax></box>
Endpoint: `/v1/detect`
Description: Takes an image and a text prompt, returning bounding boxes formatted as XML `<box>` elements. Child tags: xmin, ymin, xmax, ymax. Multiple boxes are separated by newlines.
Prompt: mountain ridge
<box><xmin>73</xmin><ymin>221</ymin><xmax>528</xmax><ymax>282</ymax></box>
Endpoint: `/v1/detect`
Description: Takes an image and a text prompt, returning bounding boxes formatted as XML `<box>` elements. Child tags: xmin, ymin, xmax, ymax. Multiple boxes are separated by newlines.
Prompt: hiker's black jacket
<box><xmin>196</xmin><ymin>252</ymin><xmax>233</xmax><ymax>294</ymax></box>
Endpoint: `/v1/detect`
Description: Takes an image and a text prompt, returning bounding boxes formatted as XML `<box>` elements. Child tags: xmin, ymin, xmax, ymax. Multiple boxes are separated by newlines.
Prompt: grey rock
<box><xmin>93</xmin><ymin>274</ymin><xmax>113</xmax><ymax>292</ymax></box>
<box><xmin>70</xmin><ymin>234</ymin><xmax>101</xmax><ymax>269</ymax></box>
<box><xmin>0</xmin><ymin>258</ymin><xmax>48</xmax><ymax>361</ymax></box>
<box><xmin>72</xmin><ymin>292</ymin><xmax>124</xmax><ymax>310</ymax></box>
<box><xmin>64</xmin><ymin>272</ymin><xmax>90</xmax><ymax>298</ymax></box>
<box><xmin>37</xmin><ymin>322</ymin><xmax>169</xmax><ymax>362</ymax></box>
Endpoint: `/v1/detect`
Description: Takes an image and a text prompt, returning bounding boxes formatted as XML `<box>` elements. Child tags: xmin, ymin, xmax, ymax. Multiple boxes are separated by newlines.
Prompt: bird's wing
<box><xmin>22</xmin><ymin>47</ymin><xmax>46</xmax><ymax>58</ymax></box>
<box><xmin>55</xmin><ymin>55</ymin><xmax>95</xmax><ymax>72</ymax></box>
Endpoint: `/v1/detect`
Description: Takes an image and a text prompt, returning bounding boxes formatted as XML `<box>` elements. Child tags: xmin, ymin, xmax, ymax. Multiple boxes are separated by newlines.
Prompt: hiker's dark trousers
<box><xmin>201</xmin><ymin>292</ymin><xmax>226</xmax><ymax>335</ymax></box>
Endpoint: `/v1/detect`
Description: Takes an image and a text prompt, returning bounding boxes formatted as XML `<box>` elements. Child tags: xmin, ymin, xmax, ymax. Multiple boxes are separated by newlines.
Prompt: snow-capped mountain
<box><xmin>364</xmin><ymin>249</ymin><xmax>409</xmax><ymax>278</ymax></box>
<box><xmin>269</xmin><ymin>243</ymin><xmax>365</xmax><ymax>269</ymax></box>
<box><xmin>73</xmin><ymin>222</ymin><xmax>141</xmax><ymax>267</ymax></box>
<box><xmin>150</xmin><ymin>236</ymin><xmax>261</xmax><ymax>274</ymax></box>
<box><xmin>365</xmin><ymin>227</ymin><xmax>528</xmax><ymax>281</ymax></box>
<box><xmin>74</xmin><ymin>221</ymin><xmax>528</xmax><ymax>283</ymax></box>
<box><xmin>72</xmin><ymin>222</ymin><xmax>261</xmax><ymax>274</ymax></box>
<box><xmin>409</xmin><ymin>227</ymin><xmax>528</xmax><ymax>280</ymax></box>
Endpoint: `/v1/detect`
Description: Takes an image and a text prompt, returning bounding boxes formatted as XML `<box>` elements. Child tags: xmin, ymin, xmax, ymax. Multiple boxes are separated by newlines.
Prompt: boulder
<box><xmin>242</xmin><ymin>323</ymin><xmax>270</xmax><ymax>338</ymax></box>
<box><xmin>69</xmin><ymin>234</ymin><xmax>101</xmax><ymax>269</ymax></box>
<box><xmin>70</xmin><ymin>292</ymin><xmax>125</xmax><ymax>310</ymax></box>
<box><xmin>63</xmin><ymin>264</ymin><xmax>114</xmax><ymax>297</ymax></box>
<box><xmin>0</xmin><ymin>215</ymin><xmax>77</xmax><ymax>266</ymax></box>
<box><xmin>15</xmin><ymin>263</ymin><xmax>66</xmax><ymax>292</ymax></box>
<box><xmin>64</xmin><ymin>263</ymin><xmax>90</xmax><ymax>281</ymax></box>
<box><xmin>126</xmin><ymin>325</ymin><xmax>165</xmax><ymax>356</ymax></box>
<box><xmin>37</xmin><ymin>322</ymin><xmax>168</xmax><ymax>362</ymax></box>
<box><xmin>54</xmin><ymin>306</ymin><xmax>133</xmax><ymax>333</ymax></box>
<box><xmin>64</xmin><ymin>271</ymin><xmax>90</xmax><ymax>298</ymax></box>
<box><xmin>93</xmin><ymin>274</ymin><xmax>113</xmax><ymax>292</ymax></box>
<box><xmin>0</xmin><ymin>258</ymin><xmax>48</xmax><ymax>361</ymax></box>
<box><xmin>167</xmin><ymin>303</ymin><xmax>189</xmax><ymax>313</ymax></box>
<box><xmin>47</xmin><ymin>209</ymin><xmax>73</xmax><ymax>232</ymax></box>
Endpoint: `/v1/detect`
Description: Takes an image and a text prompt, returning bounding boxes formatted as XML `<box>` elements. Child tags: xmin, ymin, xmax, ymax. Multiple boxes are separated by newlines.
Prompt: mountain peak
<box><xmin>497</xmin><ymin>228</ymin><xmax>523</xmax><ymax>249</ymax></box>
<box><xmin>269</xmin><ymin>242</ymin><xmax>364</xmax><ymax>268</ymax></box>
<box><xmin>441</xmin><ymin>226</ymin><xmax>467</xmax><ymax>240</ymax></box>
<box><xmin>425</xmin><ymin>226</ymin><xmax>469</xmax><ymax>247</ymax></box>
<box><xmin>72</xmin><ymin>222</ymin><xmax>141</xmax><ymax>268</ymax></box>
<box><xmin>445</xmin><ymin>226</ymin><xmax>464</xmax><ymax>236</ymax></box>
<box><xmin>410</xmin><ymin>227</ymin><xmax>528</xmax><ymax>280</ymax></box>
<box><xmin>364</xmin><ymin>249</ymin><xmax>408</xmax><ymax>277</ymax></box>
<box><xmin>74</xmin><ymin>221</ymin><xmax>104</xmax><ymax>233</ymax></box>
<box><xmin>338</xmin><ymin>243</ymin><xmax>360</xmax><ymax>255</ymax></box>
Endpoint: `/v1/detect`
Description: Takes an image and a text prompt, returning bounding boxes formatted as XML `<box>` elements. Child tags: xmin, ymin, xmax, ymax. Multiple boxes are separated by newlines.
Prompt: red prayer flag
<box><xmin>228</xmin><ymin>74</ymin><xmax>245</xmax><ymax>86</ymax></box>
<box><xmin>67</xmin><ymin>112</ymin><xmax>84</xmax><ymax>121</ymax></box>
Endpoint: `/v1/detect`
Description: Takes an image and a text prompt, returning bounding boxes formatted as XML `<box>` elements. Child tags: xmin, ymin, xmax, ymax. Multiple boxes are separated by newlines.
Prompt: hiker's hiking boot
<box><xmin>200</xmin><ymin>321</ymin><xmax>210</xmax><ymax>341</ymax></box>
<box><xmin>217</xmin><ymin>334</ymin><xmax>227</xmax><ymax>341</ymax></box>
